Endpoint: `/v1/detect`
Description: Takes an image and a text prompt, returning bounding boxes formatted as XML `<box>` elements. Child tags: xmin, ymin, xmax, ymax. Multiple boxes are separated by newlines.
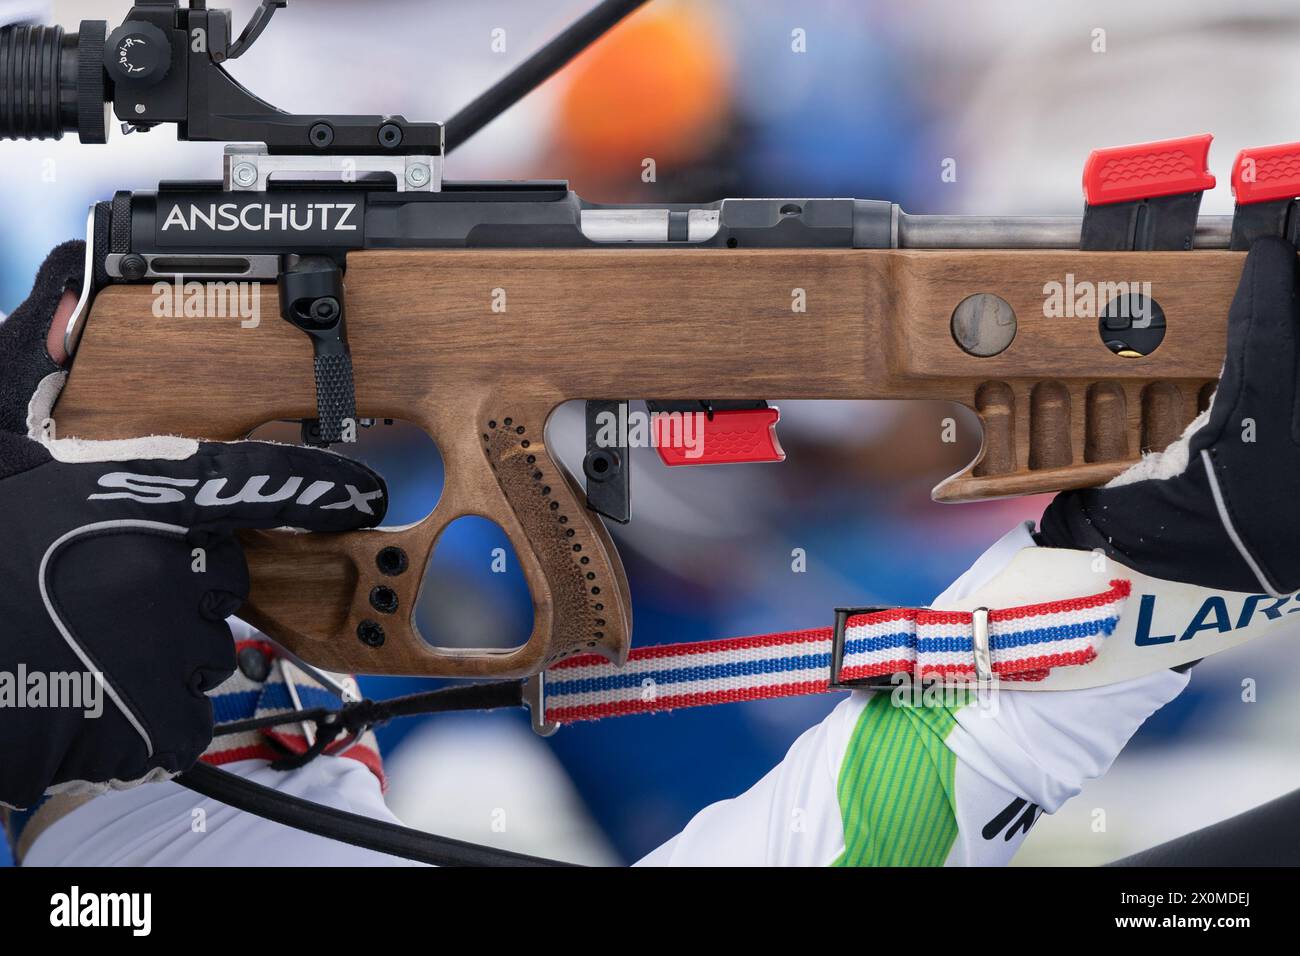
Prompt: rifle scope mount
<box><xmin>0</xmin><ymin>1</ymin><xmax>445</xmax><ymax>186</ymax></box>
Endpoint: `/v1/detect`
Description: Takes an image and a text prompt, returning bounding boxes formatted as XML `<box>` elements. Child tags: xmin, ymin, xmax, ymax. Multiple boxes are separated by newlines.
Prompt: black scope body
<box><xmin>0</xmin><ymin>20</ymin><xmax>110</xmax><ymax>143</ymax></box>
<box><xmin>2</xmin><ymin>0</ymin><xmax>635</xmax><ymax>153</ymax></box>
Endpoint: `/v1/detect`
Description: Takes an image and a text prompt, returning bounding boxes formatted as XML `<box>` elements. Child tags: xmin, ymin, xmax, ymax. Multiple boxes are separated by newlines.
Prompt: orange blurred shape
<box><xmin>555</xmin><ymin>2</ymin><xmax>732</xmax><ymax>173</ymax></box>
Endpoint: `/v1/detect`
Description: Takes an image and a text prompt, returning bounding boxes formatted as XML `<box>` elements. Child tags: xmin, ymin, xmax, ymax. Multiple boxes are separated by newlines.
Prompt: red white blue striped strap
<box><xmin>538</xmin><ymin>579</ymin><xmax>1132</xmax><ymax>725</ymax></box>
<box><xmin>205</xmin><ymin>639</ymin><xmax>385</xmax><ymax>785</ymax></box>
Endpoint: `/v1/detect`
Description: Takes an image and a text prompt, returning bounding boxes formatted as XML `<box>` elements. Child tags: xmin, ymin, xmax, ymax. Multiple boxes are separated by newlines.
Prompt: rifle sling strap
<box><xmin>154</xmin><ymin>548</ymin><xmax>1300</xmax><ymax>865</ymax></box>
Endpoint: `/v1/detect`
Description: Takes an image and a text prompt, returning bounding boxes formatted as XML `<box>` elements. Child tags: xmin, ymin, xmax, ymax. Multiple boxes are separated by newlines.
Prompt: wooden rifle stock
<box><xmin>51</xmin><ymin>247</ymin><xmax>1236</xmax><ymax>676</ymax></box>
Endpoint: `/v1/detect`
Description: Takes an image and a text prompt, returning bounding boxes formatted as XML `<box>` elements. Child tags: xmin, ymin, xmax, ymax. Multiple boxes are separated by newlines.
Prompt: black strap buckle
<box><xmin>828</xmin><ymin>605</ymin><xmax>901</xmax><ymax>690</ymax></box>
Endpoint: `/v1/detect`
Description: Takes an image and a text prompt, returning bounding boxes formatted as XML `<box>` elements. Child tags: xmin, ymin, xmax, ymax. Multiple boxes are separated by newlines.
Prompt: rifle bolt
<box><xmin>309</xmin><ymin>122</ymin><xmax>335</xmax><ymax>148</ymax></box>
<box><xmin>369</xmin><ymin>586</ymin><xmax>399</xmax><ymax>614</ymax></box>
<box><xmin>583</xmin><ymin>449</ymin><xmax>620</xmax><ymax>482</ymax></box>
<box><xmin>232</xmin><ymin>162</ymin><xmax>258</xmax><ymax>188</ymax></box>
<box><xmin>119</xmin><ymin>254</ymin><xmax>148</xmax><ymax>280</ymax></box>
<box><xmin>309</xmin><ymin>297</ymin><xmax>340</xmax><ymax>326</ymax></box>
<box><xmin>357</xmin><ymin>620</ymin><xmax>386</xmax><ymax>648</ymax></box>
<box><xmin>376</xmin><ymin>546</ymin><xmax>409</xmax><ymax>576</ymax></box>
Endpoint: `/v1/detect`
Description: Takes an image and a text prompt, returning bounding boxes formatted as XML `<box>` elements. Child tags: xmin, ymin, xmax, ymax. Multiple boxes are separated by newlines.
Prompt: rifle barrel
<box><xmin>898</xmin><ymin>213</ymin><xmax>1233</xmax><ymax>249</ymax></box>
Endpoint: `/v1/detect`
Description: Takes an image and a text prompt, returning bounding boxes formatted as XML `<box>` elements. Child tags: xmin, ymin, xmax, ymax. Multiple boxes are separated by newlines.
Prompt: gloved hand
<box><xmin>1040</xmin><ymin>236</ymin><xmax>1300</xmax><ymax>595</ymax></box>
<box><xmin>0</xmin><ymin>242</ymin><xmax>388</xmax><ymax>809</ymax></box>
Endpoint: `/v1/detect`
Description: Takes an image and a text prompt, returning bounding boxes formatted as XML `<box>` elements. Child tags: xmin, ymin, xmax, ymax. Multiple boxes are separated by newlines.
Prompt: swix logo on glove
<box><xmin>89</xmin><ymin>472</ymin><xmax>382</xmax><ymax>515</ymax></box>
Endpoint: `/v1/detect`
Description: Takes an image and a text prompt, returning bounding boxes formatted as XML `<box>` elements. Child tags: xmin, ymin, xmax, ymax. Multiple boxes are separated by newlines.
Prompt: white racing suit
<box><xmin>17</xmin><ymin>524</ymin><xmax>1189</xmax><ymax>866</ymax></box>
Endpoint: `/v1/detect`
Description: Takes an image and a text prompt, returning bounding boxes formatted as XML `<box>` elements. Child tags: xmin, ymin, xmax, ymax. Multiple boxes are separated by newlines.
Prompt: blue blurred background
<box><xmin>4</xmin><ymin>0</ymin><xmax>1300</xmax><ymax>866</ymax></box>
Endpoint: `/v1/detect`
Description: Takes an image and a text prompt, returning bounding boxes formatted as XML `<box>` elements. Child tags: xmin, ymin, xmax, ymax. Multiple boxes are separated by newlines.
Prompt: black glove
<box><xmin>1040</xmin><ymin>236</ymin><xmax>1300</xmax><ymax>595</ymax></box>
<box><xmin>0</xmin><ymin>242</ymin><xmax>388</xmax><ymax>809</ymax></box>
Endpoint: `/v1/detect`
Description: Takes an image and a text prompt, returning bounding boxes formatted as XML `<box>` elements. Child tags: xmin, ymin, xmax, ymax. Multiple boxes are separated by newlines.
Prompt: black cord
<box><xmin>211</xmin><ymin>680</ymin><xmax>525</xmax><ymax>738</ymax></box>
<box><xmin>444</xmin><ymin>0</ymin><xmax>650</xmax><ymax>151</ymax></box>
<box><xmin>184</xmin><ymin>679</ymin><xmax>560</xmax><ymax>864</ymax></box>
<box><xmin>178</xmin><ymin>762</ymin><xmax>574</xmax><ymax>867</ymax></box>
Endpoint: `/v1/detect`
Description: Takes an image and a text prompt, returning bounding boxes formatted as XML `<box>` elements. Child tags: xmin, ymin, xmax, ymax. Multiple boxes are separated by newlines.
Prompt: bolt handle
<box><xmin>279</xmin><ymin>256</ymin><xmax>356</xmax><ymax>445</ymax></box>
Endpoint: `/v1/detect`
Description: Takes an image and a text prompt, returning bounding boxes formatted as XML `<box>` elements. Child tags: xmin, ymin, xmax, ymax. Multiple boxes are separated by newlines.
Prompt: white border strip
<box><xmin>38</xmin><ymin>519</ymin><xmax>191</xmax><ymax>758</ymax></box>
<box><xmin>1201</xmin><ymin>449</ymin><xmax>1283</xmax><ymax>597</ymax></box>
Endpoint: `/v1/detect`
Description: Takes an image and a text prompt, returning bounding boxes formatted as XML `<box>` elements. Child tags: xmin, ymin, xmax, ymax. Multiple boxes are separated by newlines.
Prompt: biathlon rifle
<box><xmin>2</xmin><ymin>0</ymin><xmax>1294</xmax><ymax>686</ymax></box>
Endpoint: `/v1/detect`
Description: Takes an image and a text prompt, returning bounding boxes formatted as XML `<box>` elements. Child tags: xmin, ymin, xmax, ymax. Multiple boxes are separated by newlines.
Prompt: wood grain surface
<box><xmin>51</xmin><ymin>247</ymin><xmax>1239</xmax><ymax>674</ymax></box>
